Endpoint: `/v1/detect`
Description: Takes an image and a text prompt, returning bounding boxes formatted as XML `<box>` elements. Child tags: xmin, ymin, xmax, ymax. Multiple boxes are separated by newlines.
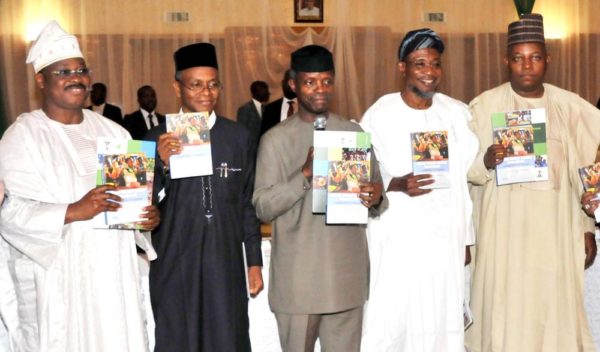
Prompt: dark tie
<box><xmin>148</xmin><ymin>113</ymin><xmax>155</xmax><ymax>128</ymax></box>
<box><xmin>287</xmin><ymin>101</ymin><xmax>295</xmax><ymax>118</ymax></box>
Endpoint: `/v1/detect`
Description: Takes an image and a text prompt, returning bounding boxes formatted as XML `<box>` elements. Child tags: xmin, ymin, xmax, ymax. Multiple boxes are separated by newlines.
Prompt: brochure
<box><xmin>94</xmin><ymin>138</ymin><xmax>156</xmax><ymax>229</ymax></box>
<box><xmin>578</xmin><ymin>162</ymin><xmax>600</xmax><ymax>222</ymax></box>
<box><xmin>492</xmin><ymin>108</ymin><xmax>548</xmax><ymax>185</ymax></box>
<box><xmin>166</xmin><ymin>112</ymin><xmax>213</xmax><ymax>179</ymax></box>
<box><xmin>312</xmin><ymin>131</ymin><xmax>371</xmax><ymax>224</ymax></box>
<box><xmin>411</xmin><ymin>130</ymin><xmax>450</xmax><ymax>188</ymax></box>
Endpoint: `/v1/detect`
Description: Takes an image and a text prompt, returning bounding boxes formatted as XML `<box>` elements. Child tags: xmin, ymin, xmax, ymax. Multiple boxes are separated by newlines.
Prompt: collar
<box><xmin>141</xmin><ymin>108</ymin><xmax>155</xmax><ymax>118</ymax></box>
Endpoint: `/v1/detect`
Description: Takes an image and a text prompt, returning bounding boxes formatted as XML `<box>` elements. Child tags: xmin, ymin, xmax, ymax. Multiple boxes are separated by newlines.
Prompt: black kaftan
<box><xmin>145</xmin><ymin>116</ymin><xmax>262</xmax><ymax>352</ymax></box>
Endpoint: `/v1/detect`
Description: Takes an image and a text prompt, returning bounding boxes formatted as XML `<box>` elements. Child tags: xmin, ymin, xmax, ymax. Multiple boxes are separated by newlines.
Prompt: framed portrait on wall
<box><xmin>294</xmin><ymin>0</ymin><xmax>323</xmax><ymax>23</ymax></box>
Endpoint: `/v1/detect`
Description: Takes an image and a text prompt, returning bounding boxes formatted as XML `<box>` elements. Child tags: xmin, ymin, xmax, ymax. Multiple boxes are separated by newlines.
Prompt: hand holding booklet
<box><xmin>492</xmin><ymin>108</ymin><xmax>548</xmax><ymax>185</ymax></box>
<box><xmin>411</xmin><ymin>130</ymin><xmax>450</xmax><ymax>188</ymax></box>
<box><xmin>166</xmin><ymin>112</ymin><xmax>213</xmax><ymax>179</ymax></box>
<box><xmin>93</xmin><ymin>138</ymin><xmax>156</xmax><ymax>229</ymax></box>
<box><xmin>578</xmin><ymin>162</ymin><xmax>600</xmax><ymax>222</ymax></box>
<box><xmin>312</xmin><ymin>130</ymin><xmax>372</xmax><ymax>224</ymax></box>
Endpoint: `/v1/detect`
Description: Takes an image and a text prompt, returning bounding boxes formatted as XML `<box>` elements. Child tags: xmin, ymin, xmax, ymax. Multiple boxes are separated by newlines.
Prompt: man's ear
<box><xmin>397</xmin><ymin>61</ymin><xmax>406</xmax><ymax>76</ymax></box>
<box><xmin>35</xmin><ymin>72</ymin><xmax>45</xmax><ymax>89</ymax></box>
<box><xmin>289</xmin><ymin>79</ymin><xmax>297</xmax><ymax>93</ymax></box>
<box><xmin>172</xmin><ymin>80</ymin><xmax>182</xmax><ymax>99</ymax></box>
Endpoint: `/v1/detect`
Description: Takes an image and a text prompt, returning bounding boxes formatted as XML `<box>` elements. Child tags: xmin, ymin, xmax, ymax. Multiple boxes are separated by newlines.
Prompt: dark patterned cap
<box><xmin>508</xmin><ymin>13</ymin><xmax>545</xmax><ymax>46</ymax></box>
<box><xmin>398</xmin><ymin>28</ymin><xmax>445</xmax><ymax>61</ymax></box>
<box><xmin>174</xmin><ymin>42</ymin><xmax>218</xmax><ymax>72</ymax></box>
<box><xmin>291</xmin><ymin>45</ymin><xmax>334</xmax><ymax>73</ymax></box>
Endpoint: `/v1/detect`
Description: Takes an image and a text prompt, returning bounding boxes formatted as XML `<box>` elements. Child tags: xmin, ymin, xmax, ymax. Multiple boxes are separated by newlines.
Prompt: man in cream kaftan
<box><xmin>360</xmin><ymin>92</ymin><xmax>477</xmax><ymax>351</ymax></box>
<box><xmin>465</xmin><ymin>14</ymin><xmax>600</xmax><ymax>352</ymax></box>
<box><xmin>465</xmin><ymin>82</ymin><xmax>600</xmax><ymax>352</ymax></box>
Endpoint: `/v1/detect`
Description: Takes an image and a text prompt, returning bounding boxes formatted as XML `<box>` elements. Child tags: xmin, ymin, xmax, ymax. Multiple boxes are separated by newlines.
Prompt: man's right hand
<box><xmin>65</xmin><ymin>185</ymin><xmax>122</xmax><ymax>224</ymax></box>
<box><xmin>157</xmin><ymin>132</ymin><xmax>182</xmax><ymax>167</ymax></box>
<box><xmin>301</xmin><ymin>146</ymin><xmax>314</xmax><ymax>179</ymax></box>
<box><xmin>387</xmin><ymin>172</ymin><xmax>434</xmax><ymax>197</ymax></box>
<box><xmin>483</xmin><ymin>144</ymin><xmax>508</xmax><ymax>170</ymax></box>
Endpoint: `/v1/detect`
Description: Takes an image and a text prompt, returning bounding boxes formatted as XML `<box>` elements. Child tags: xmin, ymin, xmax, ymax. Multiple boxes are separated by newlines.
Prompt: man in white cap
<box><xmin>0</xmin><ymin>20</ymin><xmax>159</xmax><ymax>351</ymax></box>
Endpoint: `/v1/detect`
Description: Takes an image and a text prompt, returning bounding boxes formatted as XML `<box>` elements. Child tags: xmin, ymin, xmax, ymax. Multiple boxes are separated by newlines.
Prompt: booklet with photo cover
<box><xmin>578</xmin><ymin>162</ymin><xmax>600</xmax><ymax>222</ymax></box>
<box><xmin>411</xmin><ymin>130</ymin><xmax>450</xmax><ymax>188</ymax></box>
<box><xmin>492</xmin><ymin>108</ymin><xmax>548</xmax><ymax>186</ymax></box>
<box><xmin>166</xmin><ymin>112</ymin><xmax>213</xmax><ymax>179</ymax></box>
<box><xmin>313</xmin><ymin>131</ymin><xmax>371</xmax><ymax>224</ymax></box>
<box><xmin>93</xmin><ymin>138</ymin><xmax>156</xmax><ymax>229</ymax></box>
<box><xmin>312</xmin><ymin>131</ymin><xmax>370</xmax><ymax>214</ymax></box>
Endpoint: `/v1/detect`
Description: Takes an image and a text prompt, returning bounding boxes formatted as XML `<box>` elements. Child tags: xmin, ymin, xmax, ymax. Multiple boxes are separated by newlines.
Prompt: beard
<box><xmin>410</xmin><ymin>85</ymin><xmax>435</xmax><ymax>99</ymax></box>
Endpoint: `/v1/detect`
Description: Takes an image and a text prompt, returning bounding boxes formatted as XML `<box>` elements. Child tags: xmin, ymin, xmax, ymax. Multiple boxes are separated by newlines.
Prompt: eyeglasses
<box><xmin>49</xmin><ymin>68</ymin><xmax>92</xmax><ymax>77</ymax></box>
<box><xmin>178</xmin><ymin>80</ymin><xmax>222</xmax><ymax>93</ymax></box>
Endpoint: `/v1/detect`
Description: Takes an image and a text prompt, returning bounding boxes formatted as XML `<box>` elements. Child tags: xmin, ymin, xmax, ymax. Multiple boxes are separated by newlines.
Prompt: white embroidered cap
<box><xmin>26</xmin><ymin>20</ymin><xmax>84</xmax><ymax>73</ymax></box>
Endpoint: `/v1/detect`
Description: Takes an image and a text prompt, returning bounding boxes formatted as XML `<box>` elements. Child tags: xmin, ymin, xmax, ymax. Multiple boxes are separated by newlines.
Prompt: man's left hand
<box><xmin>585</xmin><ymin>231</ymin><xmax>597</xmax><ymax>270</ymax></box>
<box><xmin>359</xmin><ymin>182</ymin><xmax>383</xmax><ymax>208</ymax></box>
<box><xmin>137</xmin><ymin>205</ymin><xmax>161</xmax><ymax>231</ymax></box>
<box><xmin>248</xmin><ymin>266</ymin><xmax>264</xmax><ymax>298</ymax></box>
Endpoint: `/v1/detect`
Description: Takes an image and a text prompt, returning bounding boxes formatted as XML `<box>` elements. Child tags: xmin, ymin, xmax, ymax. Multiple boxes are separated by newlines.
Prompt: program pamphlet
<box><xmin>166</xmin><ymin>112</ymin><xmax>213</xmax><ymax>179</ymax></box>
<box><xmin>492</xmin><ymin>108</ymin><xmax>548</xmax><ymax>186</ymax></box>
<box><xmin>94</xmin><ymin>138</ymin><xmax>156</xmax><ymax>229</ymax></box>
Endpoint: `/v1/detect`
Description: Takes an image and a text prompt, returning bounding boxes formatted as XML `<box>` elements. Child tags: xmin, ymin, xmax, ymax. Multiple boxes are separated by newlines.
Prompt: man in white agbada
<box><xmin>0</xmin><ymin>21</ymin><xmax>159</xmax><ymax>351</ymax></box>
<box><xmin>360</xmin><ymin>28</ymin><xmax>478</xmax><ymax>351</ymax></box>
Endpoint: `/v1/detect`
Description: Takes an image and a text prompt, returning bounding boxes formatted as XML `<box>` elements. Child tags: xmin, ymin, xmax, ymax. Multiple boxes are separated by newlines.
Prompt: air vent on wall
<box><xmin>425</xmin><ymin>12</ymin><xmax>445</xmax><ymax>23</ymax></box>
<box><xmin>165</xmin><ymin>12</ymin><xmax>190</xmax><ymax>23</ymax></box>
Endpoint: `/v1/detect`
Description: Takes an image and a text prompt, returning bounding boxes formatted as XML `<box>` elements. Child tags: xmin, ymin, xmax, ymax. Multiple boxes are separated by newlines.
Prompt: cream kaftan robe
<box><xmin>0</xmin><ymin>109</ymin><xmax>154</xmax><ymax>351</ymax></box>
<box><xmin>360</xmin><ymin>93</ymin><xmax>478</xmax><ymax>352</ymax></box>
<box><xmin>465</xmin><ymin>83</ymin><xmax>600</xmax><ymax>352</ymax></box>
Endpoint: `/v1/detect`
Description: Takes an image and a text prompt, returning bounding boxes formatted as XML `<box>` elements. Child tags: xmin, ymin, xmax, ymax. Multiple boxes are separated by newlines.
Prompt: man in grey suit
<box><xmin>236</xmin><ymin>80</ymin><xmax>270</xmax><ymax>158</ymax></box>
<box><xmin>253</xmin><ymin>45</ymin><xmax>384</xmax><ymax>352</ymax></box>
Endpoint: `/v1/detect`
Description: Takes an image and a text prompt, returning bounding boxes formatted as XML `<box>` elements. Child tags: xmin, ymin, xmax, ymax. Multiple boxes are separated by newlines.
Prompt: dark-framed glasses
<box><xmin>178</xmin><ymin>80</ymin><xmax>222</xmax><ymax>93</ymax></box>
<box><xmin>50</xmin><ymin>68</ymin><xmax>92</xmax><ymax>77</ymax></box>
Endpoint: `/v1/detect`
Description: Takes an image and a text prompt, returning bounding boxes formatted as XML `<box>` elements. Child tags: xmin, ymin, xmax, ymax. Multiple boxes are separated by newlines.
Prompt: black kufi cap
<box><xmin>174</xmin><ymin>42</ymin><xmax>218</xmax><ymax>72</ymax></box>
<box><xmin>291</xmin><ymin>45</ymin><xmax>334</xmax><ymax>73</ymax></box>
<box><xmin>398</xmin><ymin>28</ymin><xmax>445</xmax><ymax>61</ymax></box>
<box><xmin>507</xmin><ymin>13</ymin><xmax>545</xmax><ymax>46</ymax></box>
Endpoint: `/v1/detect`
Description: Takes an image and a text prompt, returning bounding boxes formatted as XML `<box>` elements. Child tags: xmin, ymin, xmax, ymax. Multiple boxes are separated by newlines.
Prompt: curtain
<box><xmin>1</xmin><ymin>0</ymin><xmax>599</xmax><ymax>125</ymax></box>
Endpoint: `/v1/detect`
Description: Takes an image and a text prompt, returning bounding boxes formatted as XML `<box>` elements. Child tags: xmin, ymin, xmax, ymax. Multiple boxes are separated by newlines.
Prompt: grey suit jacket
<box><xmin>253</xmin><ymin>113</ymin><xmax>382</xmax><ymax>314</ymax></box>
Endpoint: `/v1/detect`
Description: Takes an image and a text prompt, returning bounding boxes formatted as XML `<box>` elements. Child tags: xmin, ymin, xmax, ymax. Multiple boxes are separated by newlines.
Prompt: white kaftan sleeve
<box><xmin>0</xmin><ymin>196</ymin><xmax>67</xmax><ymax>270</ymax></box>
<box><xmin>134</xmin><ymin>231</ymin><xmax>157</xmax><ymax>261</ymax></box>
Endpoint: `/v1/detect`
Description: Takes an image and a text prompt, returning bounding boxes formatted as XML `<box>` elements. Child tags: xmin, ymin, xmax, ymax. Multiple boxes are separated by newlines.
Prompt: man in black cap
<box><xmin>253</xmin><ymin>44</ymin><xmax>384</xmax><ymax>351</ymax></box>
<box><xmin>466</xmin><ymin>14</ymin><xmax>600</xmax><ymax>351</ymax></box>
<box><xmin>359</xmin><ymin>28</ymin><xmax>478</xmax><ymax>351</ymax></box>
<box><xmin>146</xmin><ymin>42</ymin><xmax>263</xmax><ymax>352</ymax></box>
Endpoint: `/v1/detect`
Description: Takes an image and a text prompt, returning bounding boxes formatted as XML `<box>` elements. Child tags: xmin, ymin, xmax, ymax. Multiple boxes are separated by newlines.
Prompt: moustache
<box><xmin>64</xmin><ymin>83</ymin><xmax>90</xmax><ymax>91</ymax></box>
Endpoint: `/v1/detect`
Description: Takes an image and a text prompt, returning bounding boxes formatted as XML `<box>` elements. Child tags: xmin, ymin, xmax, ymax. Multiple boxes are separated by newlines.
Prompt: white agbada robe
<box><xmin>360</xmin><ymin>93</ymin><xmax>478</xmax><ymax>352</ymax></box>
<box><xmin>0</xmin><ymin>109</ymin><xmax>155</xmax><ymax>352</ymax></box>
